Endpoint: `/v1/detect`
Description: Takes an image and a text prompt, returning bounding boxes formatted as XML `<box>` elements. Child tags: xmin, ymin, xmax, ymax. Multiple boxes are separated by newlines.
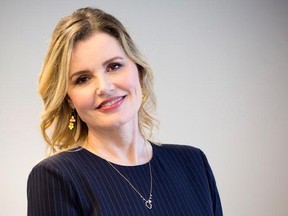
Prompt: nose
<box><xmin>96</xmin><ymin>74</ymin><xmax>114</xmax><ymax>96</ymax></box>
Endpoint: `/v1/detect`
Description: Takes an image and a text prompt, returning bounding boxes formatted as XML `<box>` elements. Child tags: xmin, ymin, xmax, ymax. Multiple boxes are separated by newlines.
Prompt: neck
<box><xmin>83</xmin><ymin>127</ymin><xmax>151</xmax><ymax>166</ymax></box>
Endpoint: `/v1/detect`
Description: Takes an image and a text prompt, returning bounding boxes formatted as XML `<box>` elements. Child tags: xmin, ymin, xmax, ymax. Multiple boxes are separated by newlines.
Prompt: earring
<box><xmin>68</xmin><ymin>111</ymin><xmax>76</xmax><ymax>130</ymax></box>
<box><xmin>142</xmin><ymin>89</ymin><xmax>147</xmax><ymax>102</ymax></box>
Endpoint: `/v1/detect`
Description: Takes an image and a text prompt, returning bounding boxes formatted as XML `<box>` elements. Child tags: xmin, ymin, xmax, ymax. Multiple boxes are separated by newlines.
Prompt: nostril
<box><xmin>96</xmin><ymin>82</ymin><xmax>115</xmax><ymax>96</ymax></box>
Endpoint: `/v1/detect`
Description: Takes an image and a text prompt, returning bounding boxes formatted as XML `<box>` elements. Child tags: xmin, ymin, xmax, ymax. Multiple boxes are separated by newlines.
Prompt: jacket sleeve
<box><xmin>200</xmin><ymin>151</ymin><xmax>223</xmax><ymax>216</ymax></box>
<box><xmin>27</xmin><ymin>162</ymin><xmax>80</xmax><ymax>216</ymax></box>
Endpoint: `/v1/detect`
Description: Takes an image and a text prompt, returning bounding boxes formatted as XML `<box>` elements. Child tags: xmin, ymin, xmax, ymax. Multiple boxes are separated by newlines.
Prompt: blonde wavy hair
<box><xmin>39</xmin><ymin>7</ymin><xmax>158</xmax><ymax>154</ymax></box>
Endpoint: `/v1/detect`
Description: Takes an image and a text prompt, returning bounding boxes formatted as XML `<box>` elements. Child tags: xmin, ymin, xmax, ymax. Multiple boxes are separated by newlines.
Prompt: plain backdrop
<box><xmin>0</xmin><ymin>0</ymin><xmax>287</xmax><ymax>215</ymax></box>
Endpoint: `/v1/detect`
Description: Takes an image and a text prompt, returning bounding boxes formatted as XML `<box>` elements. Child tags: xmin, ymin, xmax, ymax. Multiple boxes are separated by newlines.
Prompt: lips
<box><xmin>97</xmin><ymin>96</ymin><xmax>126</xmax><ymax>109</ymax></box>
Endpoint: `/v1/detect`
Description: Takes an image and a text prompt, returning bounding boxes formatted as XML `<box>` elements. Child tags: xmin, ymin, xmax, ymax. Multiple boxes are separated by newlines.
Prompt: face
<box><xmin>67</xmin><ymin>32</ymin><xmax>142</xmax><ymax>131</ymax></box>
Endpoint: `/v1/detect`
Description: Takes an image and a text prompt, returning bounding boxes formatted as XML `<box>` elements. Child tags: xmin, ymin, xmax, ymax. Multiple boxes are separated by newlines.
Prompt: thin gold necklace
<box><xmin>106</xmin><ymin>160</ymin><xmax>153</xmax><ymax>209</ymax></box>
<box><xmin>87</xmin><ymin>140</ymin><xmax>153</xmax><ymax>209</ymax></box>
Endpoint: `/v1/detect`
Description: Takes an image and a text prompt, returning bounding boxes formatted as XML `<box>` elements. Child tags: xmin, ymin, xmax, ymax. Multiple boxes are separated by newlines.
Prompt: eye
<box><xmin>107</xmin><ymin>62</ymin><xmax>123</xmax><ymax>72</ymax></box>
<box><xmin>75</xmin><ymin>75</ymin><xmax>90</xmax><ymax>85</ymax></box>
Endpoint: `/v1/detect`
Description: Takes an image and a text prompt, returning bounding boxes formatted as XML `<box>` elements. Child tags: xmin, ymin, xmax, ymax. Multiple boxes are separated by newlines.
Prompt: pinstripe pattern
<box><xmin>27</xmin><ymin>143</ymin><xmax>222</xmax><ymax>215</ymax></box>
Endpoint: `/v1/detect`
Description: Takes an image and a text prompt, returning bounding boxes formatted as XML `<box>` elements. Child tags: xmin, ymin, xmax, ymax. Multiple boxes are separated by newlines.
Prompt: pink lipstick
<box><xmin>97</xmin><ymin>96</ymin><xmax>126</xmax><ymax>111</ymax></box>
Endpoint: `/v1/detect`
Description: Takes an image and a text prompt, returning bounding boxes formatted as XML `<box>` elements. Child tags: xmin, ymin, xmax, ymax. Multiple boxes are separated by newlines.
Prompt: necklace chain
<box><xmin>106</xmin><ymin>160</ymin><xmax>153</xmax><ymax>209</ymax></box>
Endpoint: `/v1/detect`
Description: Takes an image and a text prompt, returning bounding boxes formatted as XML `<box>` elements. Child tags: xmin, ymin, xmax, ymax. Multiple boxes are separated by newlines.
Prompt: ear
<box><xmin>66</xmin><ymin>96</ymin><xmax>75</xmax><ymax>109</ymax></box>
<box><xmin>136</xmin><ymin>64</ymin><xmax>144</xmax><ymax>85</ymax></box>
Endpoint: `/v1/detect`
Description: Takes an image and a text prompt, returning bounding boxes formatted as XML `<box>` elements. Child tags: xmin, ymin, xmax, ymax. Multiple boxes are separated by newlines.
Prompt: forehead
<box><xmin>70</xmin><ymin>32</ymin><xmax>126</xmax><ymax>71</ymax></box>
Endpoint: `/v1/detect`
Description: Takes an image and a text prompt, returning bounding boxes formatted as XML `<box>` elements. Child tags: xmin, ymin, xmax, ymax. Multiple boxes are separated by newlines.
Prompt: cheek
<box><xmin>122</xmin><ymin>73</ymin><xmax>141</xmax><ymax>96</ymax></box>
<box><xmin>68</xmin><ymin>90</ymin><xmax>95</xmax><ymax>110</ymax></box>
<box><xmin>123</xmin><ymin>64</ymin><xmax>142</xmax><ymax>93</ymax></box>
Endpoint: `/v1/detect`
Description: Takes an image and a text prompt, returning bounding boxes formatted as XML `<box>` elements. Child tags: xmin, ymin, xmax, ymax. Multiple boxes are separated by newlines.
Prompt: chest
<box><xmin>71</xmin><ymin>156</ymin><xmax>214</xmax><ymax>216</ymax></box>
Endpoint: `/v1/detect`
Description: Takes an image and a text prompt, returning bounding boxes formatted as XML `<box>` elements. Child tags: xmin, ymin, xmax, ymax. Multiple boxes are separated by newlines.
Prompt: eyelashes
<box><xmin>107</xmin><ymin>62</ymin><xmax>123</xmax><ymax>72</ymax></box>
<box><xmin>75</xmin><ymin>75</ymin><xmax>90</xmax><ymax>85</ymax></box>
<box><xmin>73</xmin><ymin>62</ymin><xmax>124</xmax><ymax>85</ymax></box>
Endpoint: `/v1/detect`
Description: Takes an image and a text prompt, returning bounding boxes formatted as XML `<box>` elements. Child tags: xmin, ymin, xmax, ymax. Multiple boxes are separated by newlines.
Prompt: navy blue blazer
<box><xmin>27</xmin><ymin>143</ymin><xmax>223</xmax><ymax>215</ymax></box>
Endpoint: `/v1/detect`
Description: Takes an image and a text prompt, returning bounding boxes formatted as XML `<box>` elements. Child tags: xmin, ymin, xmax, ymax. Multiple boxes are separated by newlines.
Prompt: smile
<box><xmin>97</xmin><ymin>96</ymin><xmax>126</xmax><ymax>110</ymax></box>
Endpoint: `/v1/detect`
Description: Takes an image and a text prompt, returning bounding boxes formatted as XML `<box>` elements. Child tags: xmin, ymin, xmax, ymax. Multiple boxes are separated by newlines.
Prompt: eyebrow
<box><xmin>103</xmin><ymin>56</ymin><xmax>124</xmax><ymax>66</ymax></box>
<box><xmin>69</xmin><ymin>56</ymin><xmax>124</xmax><ymax>80</ymax></box>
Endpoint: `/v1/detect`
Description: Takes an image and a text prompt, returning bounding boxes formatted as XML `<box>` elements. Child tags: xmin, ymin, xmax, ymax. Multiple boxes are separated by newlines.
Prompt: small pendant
<box><xmin>145</xmin><ymin>199</ymin><xmax>152</xmax><ymax>209</ymax></box>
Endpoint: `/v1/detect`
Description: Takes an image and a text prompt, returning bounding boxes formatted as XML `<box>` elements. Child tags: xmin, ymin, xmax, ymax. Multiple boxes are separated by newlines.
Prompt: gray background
<box><xmin>1</xmin><ymin>0</ymin><xmax>287</xmax><ymax>215</ymax></box>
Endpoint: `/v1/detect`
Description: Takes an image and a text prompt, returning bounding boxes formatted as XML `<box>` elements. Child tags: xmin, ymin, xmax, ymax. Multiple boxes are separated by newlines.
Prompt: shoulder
<box><xmin>28</xmin><ymin>147</ymin><xmax>85</xmax><ymax>178</ymax></box>
<box><xmin>151</xmin><ymin>143</ymin><xmax>209</xmax><ymax>170</ymax></box>
<box><xmin>152</xmin><ymin>144</ymin><xmax>223</xmax><ymax>215</ymax></box>
<box><xmin>153</xmin><ymin>143</ymin><xmax>200</xmax><ymax>151</ymax></box>
<box><xmin>152</xmin><ymin>143</ymin><xmax>205</xmax><ymax>159</ymax></box>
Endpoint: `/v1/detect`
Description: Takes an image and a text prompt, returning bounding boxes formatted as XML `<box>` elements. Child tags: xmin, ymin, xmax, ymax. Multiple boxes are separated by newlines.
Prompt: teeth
<box><xmin>101</xmin><ymin>97</ymin><xmax>123</xmax><ymax>107</ymax></box>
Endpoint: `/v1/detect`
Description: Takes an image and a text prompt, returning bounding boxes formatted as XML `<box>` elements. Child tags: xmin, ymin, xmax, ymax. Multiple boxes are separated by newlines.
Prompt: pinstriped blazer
<box><xmin>27</xmin><ymin>143</ymin><xmax>223</xmax><ymax>215</ymax></box>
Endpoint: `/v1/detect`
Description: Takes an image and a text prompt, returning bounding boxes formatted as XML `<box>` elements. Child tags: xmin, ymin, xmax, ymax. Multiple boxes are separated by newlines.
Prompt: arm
<box><xmin>27</xmin><ymin>162</ymin><xmax>80</xmax><ymax>216</ymax></box>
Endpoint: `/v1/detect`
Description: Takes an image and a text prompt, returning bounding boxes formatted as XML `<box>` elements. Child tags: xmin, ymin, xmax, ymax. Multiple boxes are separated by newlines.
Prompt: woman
<box><xmin>27</xmin><ymin>7</ymin><xmax>223</xmax><ymax>216</ymax></box>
